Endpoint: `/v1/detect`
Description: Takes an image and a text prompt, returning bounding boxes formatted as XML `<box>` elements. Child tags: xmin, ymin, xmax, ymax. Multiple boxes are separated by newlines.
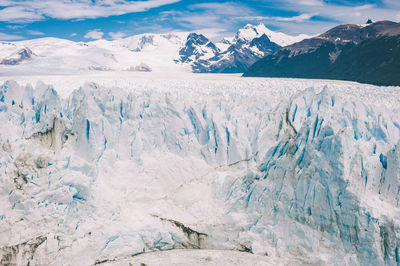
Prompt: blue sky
<box><xmin>0</xmin><ymin>0</ymin><xmax>399</xmax><ymax>41</ymax></box>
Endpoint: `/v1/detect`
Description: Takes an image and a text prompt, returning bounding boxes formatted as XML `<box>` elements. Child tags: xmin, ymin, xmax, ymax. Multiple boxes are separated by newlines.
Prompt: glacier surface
<box><xmin>0</xmin><ymin>75</ymin><xmax>399</xmax><ymax>265</ymax></box>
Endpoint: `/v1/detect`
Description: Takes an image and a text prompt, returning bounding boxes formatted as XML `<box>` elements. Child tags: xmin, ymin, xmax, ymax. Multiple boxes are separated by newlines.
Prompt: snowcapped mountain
<box><xmin>0</xmin><ymin>24</ymin><xmax>311</xmax><ymax>75</ymax></box>
<box><xmin>0</xmin><ymin>47</ymin><xmax>35</xmax><ymax>65</ymax></box>
<box><xmin>177</xmin><ymin>24</ymin><xmax>311</xmax><ymax>73</ymax></box>
<box><xmin>0</xmin><ymin>33</ymin><xmax>191</xmax><ymax>75</ymax></box>
<box><xmin>0</xmin><ymin>75</ymin><xmax>400</xmax><ymax>265</ymax></box>
<box><xmin>235</xmin><ymin>23</ymin><xmax>310</xmax><ymax>47</ymax></box>
<box><xmin>178</xmin><ymin>25</ymin><xmax>281</xmax><ymax>73</ymax></box>
<box><xmin>244</xmin><ymin>20</ymin><xmax>400</xmax><ymax>86</ymax></box>
<box><xmin>179</xmin><ymin>33</ymin><xmax>219</xmax><ymax>63</ymax></box>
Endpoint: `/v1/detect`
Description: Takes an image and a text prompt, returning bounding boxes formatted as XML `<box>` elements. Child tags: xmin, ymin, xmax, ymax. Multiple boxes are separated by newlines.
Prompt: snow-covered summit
<box><xmin>0</xmin><ymin>33</ymin><xmax>191</xmax><ymax>75</ymax></box>
<box><xmin>116</xmin><ymin>32</ymin><xmax>188</xmax><ymax>52</ymax></box>
<box><xmin>0</xmin><ymin>47</ymin><xmax>34</xmax><ymax>65</ymax></box>
<box><xmin>236</xmin><ymin>23</ymin><xmax>311</xmax><ymax>46</ymax></box>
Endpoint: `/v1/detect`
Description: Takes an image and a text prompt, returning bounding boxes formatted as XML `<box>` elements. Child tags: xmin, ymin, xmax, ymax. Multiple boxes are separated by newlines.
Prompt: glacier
<box><xmin>0</xmin><ymin>75</ymin><xmax>399</xmax><ymax>265</ymax></box>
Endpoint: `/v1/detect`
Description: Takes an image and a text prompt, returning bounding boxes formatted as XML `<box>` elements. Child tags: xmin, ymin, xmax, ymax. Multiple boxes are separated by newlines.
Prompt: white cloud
<box><xmin>172</xmin><ymin>2</ymin><xmax>253</xmax><ymax>30</ymax></box>
<box><xmin>290</xmin><ymin>0</ymin><xmax>324</xmax><ymax>7</ymax></box>
<box><xmin>190</xmin><ymin>2</ymin><xmax>252</xmax><ymax>16</ymax></box>
<box><xmin>383</xmin><ymin>0</ymin><xmax>400</xmax><ymax>9</ymax></box>
<box><xmin>0</xmin><ymin>6</ymin><xmax>44</xmax><ymax>23</ymax></box>
<box><xmin>26</xmin><ymin>30</ymin><xmax>44</xmax><ymax>35</ymax></box>
<box><xmin>177</xmin><ymin>14</ymin><xmax>223</xmax><ymax>28</ymax></box>
<box><xmin>0</xmin><ymin>0</ymin><xmax>181</xmax><ymax>22</ymax></box>
<box><xmin>230</xmin><ymin>0</ymin><xmax>400</xmax><ymax>35</ymax></box>
<box><xmin>84</xmin><ymin>29</ymin><xmax>103</xmax><ymax>40</ymax></box>
<box><xmin>160</xmin><ymin>10</ymin><xmax>182</xmax><ymax>16</ymax></box>
<box><xmin>262</xmin><ymin>19</ymin><xmax>336</xmax><ymax>36</ymax></box>
<box><xmin>237</xmin><ymin>13</ymin><xmax>315</xmax><ymax>23</ymax></box>
<box><xmin>354</xmin><ymin>4</ymin><xmax>376</xmax><ymax>11</ymax></box>
<box><xmin>109</xmin><ymin>32</ymin><xmax>127</xmax><ymax>40</ymax></box>
<box><xmin>266</xmin><ymin>0</ymin><xmax>400</xmax><ymax>26</ymax></box>
<box><xmin>6</xmin><ymin>24</ymin><xmax>25</xmax><ymax>30</ymax></box>
<box><xmin>195</xmin><ymin>28</ymin><xmax>230</xmax><ymax>40</ymax></box>
<box><xmin>0</xmin><ymin>32</ymin><xmax>24</xmax><ymax>40</ymax></box>
<box><xmin>278</xmin><ymin>13</ymin><xmax>314</xmax><ymax>22</ymax></box>
<box><xmin>70</xmin><ymin>33</ymin><xmax>77</xmax><ymax>37</ymax></box>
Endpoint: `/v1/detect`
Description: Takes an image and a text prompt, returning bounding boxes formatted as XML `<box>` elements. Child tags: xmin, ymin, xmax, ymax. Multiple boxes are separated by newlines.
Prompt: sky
<box><xmin>0</xmin><ymin>0</ymin><xmax>399</xmax><ymax>42</ymax></box>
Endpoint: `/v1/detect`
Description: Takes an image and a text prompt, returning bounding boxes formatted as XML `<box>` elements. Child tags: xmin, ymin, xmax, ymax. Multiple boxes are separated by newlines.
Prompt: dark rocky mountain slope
<box><xmin>243</xmin><ymin>21</ymin><xmax>400</xmax><ymax>86</ymax></box>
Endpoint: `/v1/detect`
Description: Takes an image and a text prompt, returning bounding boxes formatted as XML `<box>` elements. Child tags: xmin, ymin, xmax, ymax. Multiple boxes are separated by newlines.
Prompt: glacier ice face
<box><xmin>0</xmin><ymin>77</ymin><xmax>399</xmax><ymax>265</ymax></box>
<box><xmin>223</xmin><ymin>87</ymin><xmax>400</xmax><ymax>264</ymax></box>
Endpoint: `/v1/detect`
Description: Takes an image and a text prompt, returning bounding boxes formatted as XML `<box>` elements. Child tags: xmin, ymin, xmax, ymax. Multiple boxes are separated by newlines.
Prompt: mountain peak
<box><xmin>242</xmin><ymin>23</ymin><xmax>269</xmax><ymax>29</ymax></box>
<box><xmin>243</xmin><ymin>23</ymin><xmax>254</xmax><ymax>28</ymax></box>
<box><xmin>187</xmin><ymin>33</ymin><xmax>209</xmax><ymax>45</ymax></box>
<box><xmin>236</xmin><ymin>23</ymin><xmax>310</xmax><ymax>47</ymax></box>
<box><xmin>0</xmin><ymin>47</ymin><xmax>35</xmax><ymax>65</ymax></box>
<box><xmin>237</xmin><ymin>23</ymin><xmax>273</xmax><ymax>43</ymax></box>
<box><xmin>238</xmin><ymin>24</ymin><xmax>260</xmax><ymax>40</ymax></box>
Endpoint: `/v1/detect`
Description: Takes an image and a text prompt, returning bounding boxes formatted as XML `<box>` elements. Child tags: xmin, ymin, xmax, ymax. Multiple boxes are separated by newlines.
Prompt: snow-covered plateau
<box><xmin>0</xmin><ymin>73</ymin><xmax>399</xmax><ymax>265</ymax></box>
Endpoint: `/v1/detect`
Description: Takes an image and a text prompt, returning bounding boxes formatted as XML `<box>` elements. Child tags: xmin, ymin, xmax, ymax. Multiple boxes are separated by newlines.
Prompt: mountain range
<box><xmin>0</xmin><ymin>24</ymin><xmax>310</xmax><ymax>75</ymax></box>
<box><xmin>178</xmin><ymin>24</ymin><xmax>309</xmax><ymax>73</ymax></box>
<box><xmin>1</xmin><ymin>21</ymin><xmax>399</xmax><ymax>86</ymax></box>
<box><xmin>244</xmin><ymin>20</ymin><xmax>400</xmax><ymax>86</ymax></box>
